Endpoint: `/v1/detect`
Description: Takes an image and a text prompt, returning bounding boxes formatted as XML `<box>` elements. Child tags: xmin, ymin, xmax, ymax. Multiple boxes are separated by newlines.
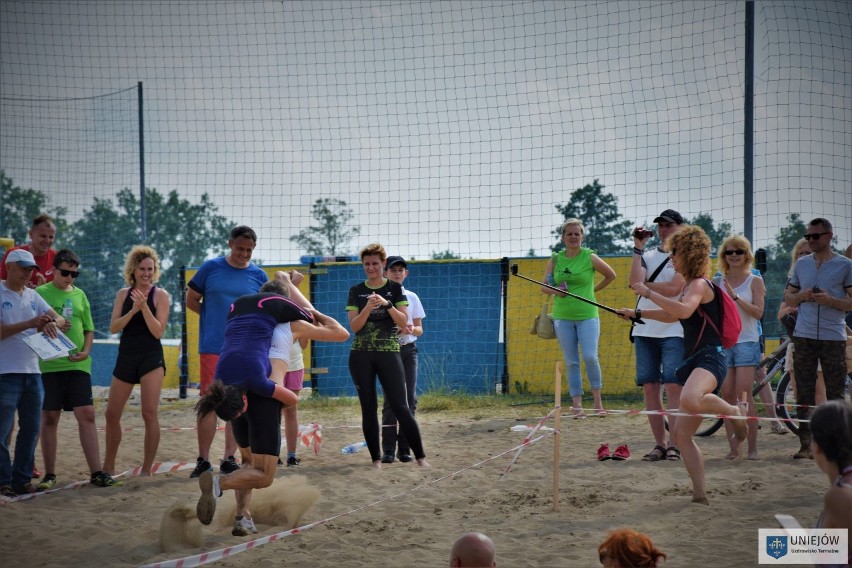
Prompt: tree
<box><xmin>687</xmin><ymin>213</ymin><xmax>732</xmax><ymax>250</ymax></box>
<box><xmin>552</xmin><ymin>179</ymin><xmax>632</xmax><ymax>254</ymax></box>
<box><xmin>0</xmin><ymin>170</ymin><xmax>69</xmax><ymax>245</ymax></box>
<box><xmin>431</xmin><ymin>250</ymin><xmax>461</xmax><ymax>260</ymax></box>
<box><xmin>67</xmin><ymin>187</ymin><xmax>232</xmax><ymax>338</ymax></box>
<box><xmin>290</xmin><ymin>198</ymin><xmax>360</xmax><ymax>256</ymax></box>
<box><xmin>761</xmin><ymin>213</ymin><xmax>808</xmax><ymax>337</ymax></box>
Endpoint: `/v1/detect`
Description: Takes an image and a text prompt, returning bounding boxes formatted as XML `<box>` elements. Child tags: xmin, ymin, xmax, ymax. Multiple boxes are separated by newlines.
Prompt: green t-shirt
<box><xmin>35</xmin><ymin>283</ymin><xmax>95</xmax><ymax>374</ymax></box>
<box><xmin>551</xmin><ymin>248</ymin><xmax>599</xmax><ymax>321</ymax></box>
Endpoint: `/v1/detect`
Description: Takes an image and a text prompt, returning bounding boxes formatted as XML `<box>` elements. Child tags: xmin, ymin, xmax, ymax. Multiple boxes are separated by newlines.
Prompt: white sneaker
<box><xmin>232</xmin><ymin>516</ymin><xmax>259</xmax><ymax>536</ymax></box>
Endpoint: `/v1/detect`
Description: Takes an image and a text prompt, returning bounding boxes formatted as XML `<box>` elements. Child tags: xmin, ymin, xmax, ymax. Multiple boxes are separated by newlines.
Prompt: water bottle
<box><xmin>341</xmin><ymin>441</ymin><xmax>368</xmax><ymax>454</ymax></box>
<box><xmin>62</xmin><ymin>298</ymin><xmax>73</xmax><ymax>321</ymax></box>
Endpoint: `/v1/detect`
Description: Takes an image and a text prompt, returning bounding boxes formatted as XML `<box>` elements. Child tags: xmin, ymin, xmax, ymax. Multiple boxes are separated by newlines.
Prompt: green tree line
<box><xmin>2</xmin><ymin>170</ymin><xmax>836</xmax><ymax>339</ymax></box>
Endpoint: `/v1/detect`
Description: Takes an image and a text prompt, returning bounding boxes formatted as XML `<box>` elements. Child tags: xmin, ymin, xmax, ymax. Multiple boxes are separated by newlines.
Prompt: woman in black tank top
<box><xmin>617</xmin><ymin>225</ymin><xmax>747</xmax><ymax>506</ymax></box>
<box><xmin>103</xmin><ymin>245</ymin><xmax>171</xmax><ymax>477</ymax></box>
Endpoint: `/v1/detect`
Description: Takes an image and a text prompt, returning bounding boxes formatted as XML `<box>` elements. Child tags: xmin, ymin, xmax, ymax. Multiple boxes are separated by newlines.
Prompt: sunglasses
<box><xmin>59</xmin><ymin>269</ymin><xmax>80</xmax><ymax>278</ymax></box>
<box><xmin>724</xmin><ymin>249</ymin><xmax>746</xmax><ymax>256</ymax></box>
<box><xmin>803</xmin><ymin>232</ymin><xmax>829</xmax><ymax>241</ymax></box>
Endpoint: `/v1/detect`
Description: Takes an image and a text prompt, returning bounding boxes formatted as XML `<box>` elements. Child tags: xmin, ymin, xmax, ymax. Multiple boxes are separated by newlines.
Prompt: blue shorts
<box><xmin>634</xmin><ymin>336</ymin><xmax>684</xmax><ymax>386</ymax></box>
<box><xmin>675</xmin><ymin>346</ymin><xmax>727</xmax><ymax>392</ymax></box>
<box><xmin>724</xmin><ymin>341</ymin><xmax>761</xmax><ymax>368</ymax></box>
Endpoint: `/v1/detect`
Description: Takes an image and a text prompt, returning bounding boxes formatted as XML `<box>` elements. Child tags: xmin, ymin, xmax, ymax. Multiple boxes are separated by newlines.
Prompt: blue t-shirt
<box><xmin>187</xmin><ymin>256</ymin><xmax>267</xmax><ymax>354</ymax></box>
<box><xmin>789</xmin><ymin>254</ymin><xmax>852</xmax><ymax>341</ymax></box>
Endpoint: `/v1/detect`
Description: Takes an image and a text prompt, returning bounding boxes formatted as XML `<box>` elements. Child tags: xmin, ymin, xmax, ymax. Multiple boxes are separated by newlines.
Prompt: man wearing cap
<box><xmin>0</xmin><ymin>214</ymin><xmax>58</xmax><ymax>288</ymax></box>
<box><xmin>381</xmin><ymin>256</ymin><xmax>426</xmax><ymax>463</ymax></box>
<box><xmin>0</xmin><ymin>249</ymin><xmax>65</xmax><ymax>497</ymax></box>
<box><xmin>629</xmin><ymin>209</ymin><xmax>686</xmax><ymax>463</ymax></box>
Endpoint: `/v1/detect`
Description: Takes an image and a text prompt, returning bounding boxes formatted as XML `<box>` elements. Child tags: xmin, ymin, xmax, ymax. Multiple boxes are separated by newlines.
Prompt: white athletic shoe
<box><xmin>232</xmin><ymin>516</ymin><xmax>259</xmax><ymax>536</ymax></box>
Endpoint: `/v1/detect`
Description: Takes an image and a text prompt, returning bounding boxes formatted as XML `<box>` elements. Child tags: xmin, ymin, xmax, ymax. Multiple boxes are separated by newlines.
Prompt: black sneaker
<box><xmin>220</xmin><ymin>456</ymin><xmax>240</xmax><ymax>474</ymax></box>
<box><xmin>286</xmin><ymin>456</ymin><xmax>300</xmax><ymax>467</ymax></box>
<box><xmin>397</xmin><ymin>453</ymin><xmax>413</xmax><ymax>463</ymax></box>
<box><xmin>189</xmin><ymin>457</ymin><xmax>213</xmax><ymax>479</ymax></box>
<box><xmin>380</xmin><ymin>454</ymin><xmax>395</xmax><ymax>464</ymax></box>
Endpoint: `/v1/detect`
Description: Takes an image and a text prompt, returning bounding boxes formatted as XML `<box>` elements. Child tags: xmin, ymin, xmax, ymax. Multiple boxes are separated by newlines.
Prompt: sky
<box><xmin>1</xmin><ymin>1</ymin><xmax>850</xmax><ymax>263</ymax></box>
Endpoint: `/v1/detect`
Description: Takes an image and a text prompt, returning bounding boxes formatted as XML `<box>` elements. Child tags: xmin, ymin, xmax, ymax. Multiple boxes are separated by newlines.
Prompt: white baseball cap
<box><xmin>5</xmin><ymin>249</ymin><xmax>38</xmax><ymax>268</ymax></box>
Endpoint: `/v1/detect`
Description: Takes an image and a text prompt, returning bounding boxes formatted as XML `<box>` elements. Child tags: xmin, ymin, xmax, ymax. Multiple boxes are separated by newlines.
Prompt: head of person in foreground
<box><xmin>449</xmin><ymin>531</ymin><xmax>496</xmax><ymax>567</ymax></box>
<box><xmin>598</xmin><ymin>528</ymin><xmax>667</xmax><ymax>568</ymax></box>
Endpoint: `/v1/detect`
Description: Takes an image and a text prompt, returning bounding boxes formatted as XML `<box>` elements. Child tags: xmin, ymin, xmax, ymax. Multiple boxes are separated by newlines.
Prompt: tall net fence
<box><xmin>2</xmin><ymin>1</ymin><xmax>850</xmax><ymax>395</ymax></box>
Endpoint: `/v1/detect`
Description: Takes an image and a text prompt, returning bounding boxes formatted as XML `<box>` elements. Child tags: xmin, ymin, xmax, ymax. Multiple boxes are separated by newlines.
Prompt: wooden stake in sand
<box><xmin>552</xmin><ymin>361</ymin><xmax>562</xmax><ymax>512</ymax></box>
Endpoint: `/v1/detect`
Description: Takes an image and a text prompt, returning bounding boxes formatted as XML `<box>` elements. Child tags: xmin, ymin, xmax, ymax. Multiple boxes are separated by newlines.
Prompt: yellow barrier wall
<box><xmin>507</xmin><ymin>256</ymin><xmax>638</xmax><ymax>395</ymax></box>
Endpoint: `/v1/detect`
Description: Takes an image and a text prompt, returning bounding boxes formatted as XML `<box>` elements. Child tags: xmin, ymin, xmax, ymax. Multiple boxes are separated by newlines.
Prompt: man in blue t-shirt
<box><xmin>186</xmin><ymin>226</ymin><xmax>267</xmax><ymax>478</ymax></box>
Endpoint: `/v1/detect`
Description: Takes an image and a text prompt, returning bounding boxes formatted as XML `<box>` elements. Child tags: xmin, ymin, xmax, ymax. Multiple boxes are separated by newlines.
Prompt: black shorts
<box><xmin>231</xmin><ymin>390</ymin><xmax>282</xmax><ymax>457</ymax></box>
<box><xmin>42</xmin><ymin>370</ymin><xmax>94</xmax><ymax>411</ymax></box>
<box><xmin>113</xmin><ymin>346</ymin><xmax>165</xmax><ymax>385</ymax></box>
<box><xmin>675</xmin><ymin>346</ymin><xmax>727</xmax><ymax>392</ymax></box>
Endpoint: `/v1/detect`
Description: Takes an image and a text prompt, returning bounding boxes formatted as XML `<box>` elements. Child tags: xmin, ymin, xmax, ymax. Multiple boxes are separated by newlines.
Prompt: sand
<box><xmin>0</xmin><ymin>389</ymin><xmax>825</xmax><ymax>567</ymax></box>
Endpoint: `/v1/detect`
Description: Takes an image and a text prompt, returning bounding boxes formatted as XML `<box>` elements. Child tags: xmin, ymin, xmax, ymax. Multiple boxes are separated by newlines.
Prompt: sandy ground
<box><xmin>0</xmin><ymin>389</ymin><xmax>825</xmax><ymax>567</ymax></box>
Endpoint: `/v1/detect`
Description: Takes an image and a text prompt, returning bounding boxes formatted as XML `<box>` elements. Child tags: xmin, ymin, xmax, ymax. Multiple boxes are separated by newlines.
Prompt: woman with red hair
<box><xmin>598</xmin><ymin>529</ymin><xmax>667</xmax><ymax>567</ymax></box>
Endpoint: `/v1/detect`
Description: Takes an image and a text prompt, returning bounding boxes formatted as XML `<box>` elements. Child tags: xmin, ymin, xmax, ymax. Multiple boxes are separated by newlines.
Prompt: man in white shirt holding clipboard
<box><xmin>0</xmin><ymin>249</ymin><xmax>64</xmax><ymax>497</ymax></box>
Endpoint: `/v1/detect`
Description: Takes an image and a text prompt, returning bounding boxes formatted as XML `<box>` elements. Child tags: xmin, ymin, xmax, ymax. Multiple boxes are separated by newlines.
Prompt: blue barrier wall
<box><xmin>310</xmin><ymin>260</ymin><xmax>505</xmax><ymax>396</ymax></box>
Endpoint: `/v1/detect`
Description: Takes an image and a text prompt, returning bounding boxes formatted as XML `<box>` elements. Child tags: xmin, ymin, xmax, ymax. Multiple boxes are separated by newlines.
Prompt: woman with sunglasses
<box><xmin>714</xmin><ymin>235</ymin><xmax>765</xmax><ymax>460</ymax></box>
<box><xmin>103</xmin><ymin>245</ymin><xmax>171</xmax><ymax>477</ymax></box>
<box><xmin>617</xmin><ymin>225</ymin><xmax>747</xmax><ymax>505</ymax></box>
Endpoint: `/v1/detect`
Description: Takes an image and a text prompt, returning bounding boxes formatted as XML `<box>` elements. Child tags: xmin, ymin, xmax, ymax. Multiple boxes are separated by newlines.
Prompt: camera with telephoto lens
<box><xmin>633</xmin><ymin>227</ymin><xmax>654</xmax><ymax>239</ymax></box>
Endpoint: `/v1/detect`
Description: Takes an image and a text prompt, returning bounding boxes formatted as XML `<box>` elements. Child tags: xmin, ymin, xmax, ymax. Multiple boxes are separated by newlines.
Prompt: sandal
<box><xmin>665</xmin><ymin>447</ymin><xmax>681</xmax><ymax>461</ymax></box>
<box><xmin>641</xmin><ymin>445</ymin><xmax>667</xmax><ymax>462</ymax></box>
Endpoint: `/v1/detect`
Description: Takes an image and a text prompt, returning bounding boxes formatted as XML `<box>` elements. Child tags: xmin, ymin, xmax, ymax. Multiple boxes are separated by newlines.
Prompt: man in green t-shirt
<box><xmin>34</xmin><ymin>249</ymin><xmax>121</xmax><ymax>490</ymax></box>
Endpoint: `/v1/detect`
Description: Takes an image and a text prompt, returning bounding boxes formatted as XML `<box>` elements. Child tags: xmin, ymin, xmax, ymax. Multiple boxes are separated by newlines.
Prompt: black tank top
<box><xmin>119</xmin><ymin>286</ymin><xmax>161</xmax><ymax>349</ymax></box>
<box><xmin>680</xmin><ymin>279</ymin><xmax>723</xmax><ymax>354</ymax></box>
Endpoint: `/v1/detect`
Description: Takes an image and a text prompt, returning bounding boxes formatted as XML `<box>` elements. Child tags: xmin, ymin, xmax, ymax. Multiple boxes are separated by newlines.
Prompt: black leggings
<box><xmin>348</xmin><ymin>350</ymin><xmax>425</xmax><ymax>461</ymax></box>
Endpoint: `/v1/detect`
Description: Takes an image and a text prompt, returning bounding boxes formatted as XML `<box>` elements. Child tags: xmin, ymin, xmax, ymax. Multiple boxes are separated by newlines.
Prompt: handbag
<box><xmin>530</xmin><ymin>297</ymin><xmax>556</xmax><ymax>340</ymax></box>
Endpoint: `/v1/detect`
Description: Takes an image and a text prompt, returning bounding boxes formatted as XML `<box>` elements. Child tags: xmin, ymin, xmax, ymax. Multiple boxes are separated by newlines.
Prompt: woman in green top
<box><xmin>542</xmin><ymin>219</ymin><xmax>616</xmax><ymax>418</ymax></box>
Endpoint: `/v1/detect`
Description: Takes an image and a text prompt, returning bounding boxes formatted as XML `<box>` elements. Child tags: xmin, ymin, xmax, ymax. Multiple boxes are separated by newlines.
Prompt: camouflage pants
<box><xmin>792</xmin><ymin>337</ymin><xmax>846</xmax><ymax>445</ymax></box>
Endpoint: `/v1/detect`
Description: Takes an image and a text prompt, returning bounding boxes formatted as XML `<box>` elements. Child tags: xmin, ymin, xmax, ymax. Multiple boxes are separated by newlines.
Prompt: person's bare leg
<box><xmin>139</xmin><ymin>369</ymin><xmax>164</xmax><ymax>476</ymax></box>
<box><xmin>680</xmin><ymin>370</ymin><xmax>744</xmax><ymax>505</ymax></box>
<box><xmin>234</xmin><ymin>447</ymin><xmax>253</xmax><ymax>519</ymax></box>
<box><xmin>40</xmin><ymin>411</ymin><xmax>61</xmax><ymax>475</ymax></box>
<box><xmin>591</xmin><ymin>388</ymin><xmax>605</xmax><ymax>414</ymax></box>
<box><xmin>571</xmin><ymin>394</ymin><xmax>585</xmax><ymax>417</ymax></box>
<box><xmin>674</xmin><ymin>414</ymin><xmax>708</xmax><ymax>505</ymax></box>
<box><xmin>643</xmin><ymin>383</ymin><xmax>666</xmax><ymax>448</ymax></box>
<box><xmin>284</xmin><ymin>404</ymin><xmax>299</xmax><ymax>455</ymax></box>
<box><xmin>73</xmin><ymin>405</ymin><xmax>102</xmax><ymax>474</ymax></box>
<box><xmin>222</xmin><ymin>422</ymin><xmax>238</xmax><ymax>463</ymax></box>
<box><xmin>219</xmin><ymin>454</ymin><xmax>278</xmax><ymax>491</ymax></box>
<box><xmin>103</xmin><ymin>378</ymin><xmax>134</xmax><ymax>475</ymax></box>
<box><xmin>720</xmin><ymin>368</ymin><xmax>740</xmax><ymax>459</ymax></box>
<box><xmin>736</xmin><ymin>366</ymin><xmax>759</xmax><ymax>459</ymax></box>
<box><xmin>665</xmin><ymin>383</ymin><xmax>681</xmax><ymax>450</ymax></box>
<box><xmin>196</xmin><ymin>411</ymin><xmax>217</xmax><ymax>462</ymax></box>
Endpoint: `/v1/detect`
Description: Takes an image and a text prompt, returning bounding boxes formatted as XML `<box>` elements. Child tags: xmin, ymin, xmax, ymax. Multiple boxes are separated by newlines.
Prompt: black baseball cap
<box><xmin>385</xmin><ymin>256</ymin><xmax>407</xmax><ymax>269</ymax></box>
<box><xmin>653</xmin><ymin>209</ymin><xmax>684</xmax><ymax>224</ymax></box>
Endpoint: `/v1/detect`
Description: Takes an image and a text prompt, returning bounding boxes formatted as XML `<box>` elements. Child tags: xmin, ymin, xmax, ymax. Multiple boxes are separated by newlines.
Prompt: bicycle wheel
<box><xmin>663</xmin><ymin>413</ymin><xmax>723</xmax><ymax>437</ymax></box>
<box><xmin>775</xmin><ymin>372</ymin><xmax>799</xmax><ymax>436</ymax></box>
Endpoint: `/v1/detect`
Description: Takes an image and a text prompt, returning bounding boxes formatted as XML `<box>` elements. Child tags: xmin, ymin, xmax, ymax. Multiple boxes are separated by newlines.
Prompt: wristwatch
<box><xmin>636</xmin><ymin>308</ymin><xmax>642</xmax><ymax>319</ymax></box>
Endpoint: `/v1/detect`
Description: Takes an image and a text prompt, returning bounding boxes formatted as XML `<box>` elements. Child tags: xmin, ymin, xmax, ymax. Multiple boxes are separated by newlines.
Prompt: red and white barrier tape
<box><xmin>578</xmin><ymin>406</ymin><xmax>809</xmax><ymax>424</ymax></box>
<box><xmin>0</xmin><ymin>461</ymin><xmax>195</xmax><ymax>504</ymax></box>
<box><xmin>140</xmin><ymin>433</ymin><xmax>553</xmax><ymax>568</ymax></box>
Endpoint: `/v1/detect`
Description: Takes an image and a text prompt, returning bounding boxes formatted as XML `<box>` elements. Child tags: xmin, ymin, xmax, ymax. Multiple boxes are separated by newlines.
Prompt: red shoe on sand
<box><xmin>597</xmin><ymin>443</ymin><xmax>611</xmax><ymax>461</ymax></box>
<box><xmin>612</xmin><ymin>445</ymin><xmax>631</xmax><ymax>461</ymax></box>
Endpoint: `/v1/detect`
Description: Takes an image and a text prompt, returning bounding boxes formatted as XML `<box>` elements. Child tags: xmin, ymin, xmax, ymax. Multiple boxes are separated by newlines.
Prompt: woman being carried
<box><xmin>617</xmin><ymin>225</ymin><xmax>747</xmax><ymax>505</ymax></box>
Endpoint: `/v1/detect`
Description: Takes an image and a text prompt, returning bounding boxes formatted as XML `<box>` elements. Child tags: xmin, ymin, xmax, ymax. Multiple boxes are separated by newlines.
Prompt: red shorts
<box><xmin>199</xmin><ymin>353</ymin><xmax>219</xmax><ymax>394</ymax></box>
<box><xmin>284</xmin><ymin>369</ymin><xmax>304</xmax><ymax>392</ymax></box>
